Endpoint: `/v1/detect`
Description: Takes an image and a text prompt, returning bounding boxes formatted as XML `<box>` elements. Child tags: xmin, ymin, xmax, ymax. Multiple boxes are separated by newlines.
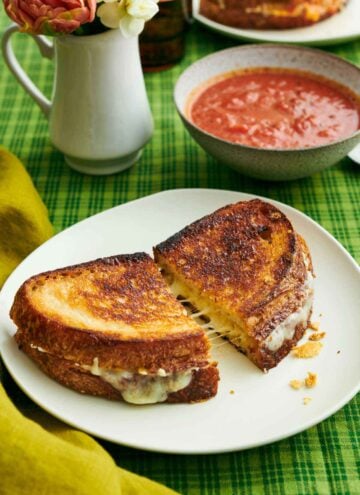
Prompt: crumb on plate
<box><xmin>289</xmin><ymin>379</ymin><xmax>303</xmax><ymax>390</ymax></box>
<box><xmin>309</xmin><ymin>332</ymin><xmax>326</xmax><ymax>341</ymax></box>
<box><xmin>292</xmin><ymin>341</ymin><xmax>323</xmax><ymax>358</ymax></box>
<box><xmin>230</xmin><ymin>390</ymin><xmax>235</xmax><ymax>395</ymax></box>
<box><xmin>303</xmin><ymin>397</ymin><xmax>312</xmax><ymax>405</ymax></box>
<box><xmin>305</xmin><ymin>372</ymin><xmax>317</xmax><ymax>388</ymax></box>
<box><xmin>309</xmin><ymin>322</ymin><xmax>320</xmax><ymax>331</ymax></box>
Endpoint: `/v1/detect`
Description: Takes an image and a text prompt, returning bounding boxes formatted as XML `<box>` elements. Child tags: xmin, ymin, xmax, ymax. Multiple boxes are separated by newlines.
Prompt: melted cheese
<box><xmin>28</xmin><ymin>347</ymin><xmax>194</xmax><ymax>405</ymax></box>
<box><xmin>170</xmin><ymin>278</ymin><xmax>251</xmax><ymax>349</ymax></box>
<box><xmin>167</xmin><ymin>261</ymin><xmax>314</xmax><ymax>355</ymax></box>
<box><xmin>30</xmin><ymin>344</ymin><xmax>46</xmax><ymax>353</ymax></box>
<box><xmin>265</xmin><ymin>288</ymin><xmax>313</xmax><ymax>351</ymax></box>
<box><xmin>82</xmin><ymin>358</ymin><xmax>193</xmax><ymax>405</ymax></box>
<box><xmin>265</xmin><ymin>266</ymin><xmax>314</xmax><ymax>351</ymax></box>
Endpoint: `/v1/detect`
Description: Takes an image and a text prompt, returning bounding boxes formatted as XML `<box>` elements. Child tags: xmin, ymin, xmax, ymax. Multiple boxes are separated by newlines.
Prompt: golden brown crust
<box><xmin>199</xmin><ymin>0</ymin><xmax>347</xmax><ymax>30</ymax></box>
<box><xmin>11</xmin><ymin>253</ymin><xmax>202</xmax><ymax>334</ymax></box>
<box><xmin>14</xmin><ymin>326</ymin><xmax>210</xmax><ymax>374</ymax></box>
<box><xmin>246</xmin><ymin>232</ymin><xmax>311</xmax><ymax>343</ymax></box>
<box><xmin>155</xmin><ymin>200</ymin><xmax>297</xmax><ymax>304</ymax></box>
<box><xmin>167</xmin><ymin>365</ymin><xmax>220</xmax><ymax>403</ymax></box>
<box><xmin>11</xmin><ymin>253</ymin><xmax>211</xmax><ymax>373</ymax></box>
<box><xmin>18</xmin><ymin>342</ymin><xmax>219</xmax><ymax>404</ymax></box>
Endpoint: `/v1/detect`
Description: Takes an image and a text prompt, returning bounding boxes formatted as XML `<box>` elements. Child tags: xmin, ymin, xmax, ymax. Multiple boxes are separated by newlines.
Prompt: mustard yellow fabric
<box><xmin>0</xmin><ymin>149</ymin><xmax>178</xmax><ymax>495</ymax></box>
<box><xmin>0</xmin><ymin>383</ymin><xmax>178</xmax><ymax>495</ymax></box>
<box><xmin>0</xmin><ymin>147</ymin><xmax>53</xmax><ymax>287</ymax></box>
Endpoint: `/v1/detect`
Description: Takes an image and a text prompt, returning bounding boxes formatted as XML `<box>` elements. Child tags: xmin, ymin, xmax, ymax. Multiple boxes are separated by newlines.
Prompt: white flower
<box><xmin>97</xmin><ymin>0</ymin><xmax>159</xmax><ymax>37</ymax></box>
<box><xmin>127</xmin><ymin>0</ymin><xmax>159</xmax><ymax>19</ymax></box>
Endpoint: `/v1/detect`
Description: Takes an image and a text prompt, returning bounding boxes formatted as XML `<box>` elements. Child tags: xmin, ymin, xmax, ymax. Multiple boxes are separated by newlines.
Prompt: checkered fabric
<box><xmin>0</xmin><ymin>10</ymin><xmax>359</xmax><ymax>495</ymax></box>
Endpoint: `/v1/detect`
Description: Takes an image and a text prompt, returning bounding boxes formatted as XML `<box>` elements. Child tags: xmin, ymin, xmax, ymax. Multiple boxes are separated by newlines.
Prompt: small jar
<box><xmin>140</xmin><ymin>0</ymin><xmax>189</xmax><ymax>71</ymax></box>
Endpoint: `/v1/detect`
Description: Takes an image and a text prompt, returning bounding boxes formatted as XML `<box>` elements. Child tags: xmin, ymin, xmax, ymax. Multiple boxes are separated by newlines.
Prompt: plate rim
<box><xmin>192</xmin><ymin>0</ymin><xmax>360</xmax><ymax>46</ymax></box>
<box><xmin>1</xmin><ymin>188</ymin><xmax>359</xmax><ymax>455</ymax></box>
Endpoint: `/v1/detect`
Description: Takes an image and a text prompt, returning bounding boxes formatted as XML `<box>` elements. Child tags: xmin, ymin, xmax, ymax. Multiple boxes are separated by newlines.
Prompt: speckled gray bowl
<box><xmin>174</xmin><ymin>44</ymin><xmax>360</xmax><ymax>181</ymax></box>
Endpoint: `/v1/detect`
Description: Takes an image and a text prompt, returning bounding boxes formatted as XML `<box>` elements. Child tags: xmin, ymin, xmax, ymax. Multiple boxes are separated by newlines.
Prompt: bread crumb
<box><xmin>289</xmin><ymin>379</ymin><xmax>303</xmax><ymax>390</ymax></box>
<box><xmin>305</xmin><ymin>372</ymin><xmax>317</xmax><ymax>388</ymax></box>
<box><xmin>303</xmin><ymin>397</ymin><xmax>312</xmax><ymax>405</ymax></box>
<box><xmin>309</xmin><ymin>332</ymin><xmax>326</xmax><ymax>341</ymax></box>
<box><xmin>337</xmin><ymin>350</ymin><xmax>341</xmax><ymax>354</ymax></box>
<box><xmin>229</xmin><ymin>390</ymin><xmax>235</xmax><ymax>395</ymax></box>
<box><xmin>292</xmin><ymin>341</ymin><xmax>323</xmax><ymax>358</ymax></box>
<box><xmin>309</xmin><ymin>322</ymin><xmax>320</xmax><ymax>331</ymax></box>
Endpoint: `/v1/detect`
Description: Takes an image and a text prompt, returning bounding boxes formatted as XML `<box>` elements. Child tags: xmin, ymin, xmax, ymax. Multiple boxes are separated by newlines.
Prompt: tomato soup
<box><xmin>188</xmin><ymin>69</ymin><xmax>360</xmax><ymax>149</ymax></box>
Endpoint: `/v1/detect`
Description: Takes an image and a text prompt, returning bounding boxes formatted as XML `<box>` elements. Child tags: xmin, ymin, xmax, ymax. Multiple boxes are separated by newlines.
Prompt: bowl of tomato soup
<box><xmin>174</xmin><ymin>45</ymin><xmax>360</xmax><ymax>180</ymax></box>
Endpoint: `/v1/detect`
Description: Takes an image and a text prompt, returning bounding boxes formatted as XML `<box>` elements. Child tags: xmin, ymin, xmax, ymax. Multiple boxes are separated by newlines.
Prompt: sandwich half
<box><xmin>10</xmin><ymin>253</ymin><xmax>219</xmax><ymax>404</ymax></box>
<box><xmin>154</xmin><ymin>199</ymin><xmax>314</xmax><ymax>371</ymax></box>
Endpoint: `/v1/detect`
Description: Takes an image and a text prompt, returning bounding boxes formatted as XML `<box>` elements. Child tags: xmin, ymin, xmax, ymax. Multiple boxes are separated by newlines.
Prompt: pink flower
<box><xmin>3</xmin><ymin>0</ymin><xmax>96</xmax><ymax>35</ymax></box>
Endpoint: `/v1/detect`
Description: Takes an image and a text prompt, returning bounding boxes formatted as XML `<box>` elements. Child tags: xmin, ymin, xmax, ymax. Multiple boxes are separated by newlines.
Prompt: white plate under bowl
<box><xmin>0</xmin><ymin>189</ymin><xmax>359</xmax><ymax>454</ymax></box>
<box><xmin>193</xmin><ymin>0</ymin><xmax>360</xmax><ymax>46</ymax></box>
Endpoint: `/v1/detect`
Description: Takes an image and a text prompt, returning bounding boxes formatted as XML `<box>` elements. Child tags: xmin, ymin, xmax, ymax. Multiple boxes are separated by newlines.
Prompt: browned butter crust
<box><xmin>11</xmin><ymin>253</ymin><xmax>219</xmax><ymax>403</ymax></box>
<box><xmin>154</xmin><ymin>199</ymin><xmax>313</xmax><ymax>370</ymax></box>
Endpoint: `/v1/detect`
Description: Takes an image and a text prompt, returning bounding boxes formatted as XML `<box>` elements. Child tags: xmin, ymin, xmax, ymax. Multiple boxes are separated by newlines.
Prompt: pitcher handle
<box><xmin>2</xmin><ymin>24</ymin><xmax>53</xmax><ymax>118</ymax></box>
<box><xmin>182</xmin><ymin>0</ymin><xmax>194</xmax><ymax>24</ymax></box>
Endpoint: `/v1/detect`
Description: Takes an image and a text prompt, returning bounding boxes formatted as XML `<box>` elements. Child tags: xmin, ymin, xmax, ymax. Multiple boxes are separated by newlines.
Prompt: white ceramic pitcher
<box><xmin>2</xmin><ymin>25</ymin><xmax>154</xmax><ymax>175</ymax></box>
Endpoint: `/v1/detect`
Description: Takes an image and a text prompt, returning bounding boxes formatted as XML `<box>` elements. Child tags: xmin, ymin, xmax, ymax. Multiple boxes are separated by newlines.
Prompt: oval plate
<box><xmin>0</xmin><ymin>189</ymin><xmax>359</xmax><ymax>454</ymax></box>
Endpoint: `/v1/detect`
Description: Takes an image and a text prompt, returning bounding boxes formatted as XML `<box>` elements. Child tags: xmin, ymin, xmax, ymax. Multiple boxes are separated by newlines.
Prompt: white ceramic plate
<box><xmin>1</xmin><ymin>189</ymin><xmax>359</xmax><ymax>454</ymax></box>
<box><xmin>193</xmin><ymin>0</ymin><xmax>360</xmax><ymax>46</ymax></box>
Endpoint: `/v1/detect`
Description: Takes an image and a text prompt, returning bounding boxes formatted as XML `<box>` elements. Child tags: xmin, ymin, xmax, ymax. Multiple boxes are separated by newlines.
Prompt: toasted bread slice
<box><xmin>154</xmin><ymin>200</ymin><xmax>314</xmax><ymax>371</ymax></box>
<box><xmin>11</xmin><ymin>253</ymin><xmax>219</xmax><ymax>404</ymax></box>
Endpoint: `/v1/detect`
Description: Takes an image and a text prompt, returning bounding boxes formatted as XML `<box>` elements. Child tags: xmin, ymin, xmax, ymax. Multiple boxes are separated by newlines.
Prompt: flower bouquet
<box><xmin>3</xmin><ymin>0</ymin><xmax>159</xmax><ymax>38</ymax></box>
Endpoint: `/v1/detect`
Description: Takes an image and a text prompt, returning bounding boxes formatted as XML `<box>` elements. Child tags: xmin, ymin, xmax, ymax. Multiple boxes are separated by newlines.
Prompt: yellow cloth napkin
<box><xmin>0</xmin><ymin>147</ymin><xmax>53</xmax><ymax>287</ymax></box>
<box><xmin>0</xmin><ymin>383</ymin><xmax>178</xmax><ymax>495</ymax></box>
<box><xmin>0</xmin><ymin>149</ymin><xmax>179</xmax><ymax>495</ymax></box>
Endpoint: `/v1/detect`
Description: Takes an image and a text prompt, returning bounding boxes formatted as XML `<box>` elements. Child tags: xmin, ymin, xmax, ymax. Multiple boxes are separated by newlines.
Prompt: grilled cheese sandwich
<box><xmin>11</xmin><ymin>253</ymin><xmax>219</xmax><ymax>404</ymax></box>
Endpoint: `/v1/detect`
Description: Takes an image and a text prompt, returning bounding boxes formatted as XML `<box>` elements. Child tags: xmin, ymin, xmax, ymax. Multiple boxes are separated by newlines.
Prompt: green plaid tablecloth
<box><xmin>0</xmin><ymin>10</ymin><xmax>359</xmax><ymax>495</ymax></box>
